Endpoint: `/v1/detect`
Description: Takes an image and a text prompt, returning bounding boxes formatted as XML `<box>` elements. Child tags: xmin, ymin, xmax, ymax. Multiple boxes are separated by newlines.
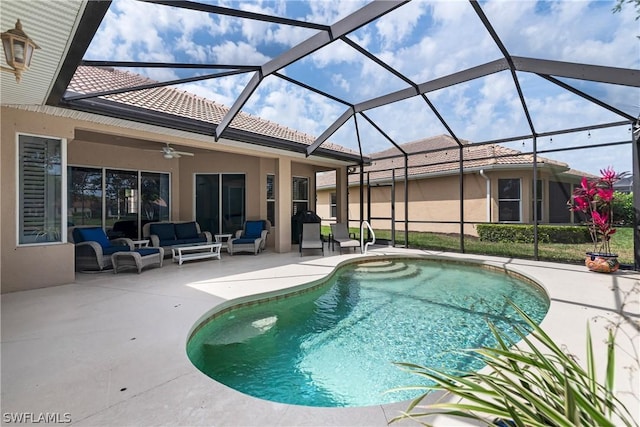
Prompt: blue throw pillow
<box><xmin>150</xmin><ymin>223</ymin><xmax>175</xmax><ymax>241</ymax></box>
<box><xmin>77</xmin><ymin>227</ymin><xmax>111</xmax><ymax>248</ymax></box>
<box><xmin>175</xmin><ymin>222</ymin><xmax>198</xmax><ymax>239</ymax></box>
<box><xmin>244</xmin><ymin>221</ymin><xmax>263</xmax><ymax>238</ymax></box>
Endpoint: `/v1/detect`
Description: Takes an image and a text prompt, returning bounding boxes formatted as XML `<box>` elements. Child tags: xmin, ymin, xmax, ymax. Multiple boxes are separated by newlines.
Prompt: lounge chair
<box><xmin>330</xmin><ymin>223</ymin><xmax>360</xmax><ymax>253</ymax></box>
<box><xmin>300</xmin><ymin>222</ymin><xmax>324</xmax><ymax>256</ymax></box>
<box><xmin>228</xmin><ymin>220</ymin><xmax>270</xmax><ymax>255</ymax></box>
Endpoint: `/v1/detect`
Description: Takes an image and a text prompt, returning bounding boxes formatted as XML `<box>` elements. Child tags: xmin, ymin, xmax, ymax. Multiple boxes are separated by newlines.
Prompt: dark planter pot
<box><xmin>585</xmin><ymin>252</ymin><xmax>620</xmax><ymax>273</ymax></box>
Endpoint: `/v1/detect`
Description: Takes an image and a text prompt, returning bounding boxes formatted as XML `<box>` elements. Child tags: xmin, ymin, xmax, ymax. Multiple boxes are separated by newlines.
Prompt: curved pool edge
<box><xmin>180</xmin><ymin>248</ymin><xmax>638</xmax><ymax>425</ymax></box>
<box><xmin>184</xmin><ymin>250</ymin><xmax>552</xmax><ymax>410</ymax></box>
<box><xmin>186</xmin><ymin>251</ymin><xmax>551</xmax><ymax>345</ymax></box>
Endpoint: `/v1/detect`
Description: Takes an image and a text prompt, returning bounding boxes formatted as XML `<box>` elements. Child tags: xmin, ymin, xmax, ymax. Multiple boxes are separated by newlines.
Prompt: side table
<box><xmin>131</xmin><ymin>239</ymin><xmax>149</xmax><ymax>248</ymax></box>
<box><xmin>214</xmin><ymin>233</ymin><xmax>233</xmax><ymax>253</ymax></box>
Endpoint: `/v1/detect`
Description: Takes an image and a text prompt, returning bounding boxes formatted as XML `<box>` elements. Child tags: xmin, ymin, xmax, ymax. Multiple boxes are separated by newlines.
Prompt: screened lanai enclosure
<box><xmin>11</xmin><ymin>0</ymin><xmax>639</xmax><ymax>266</ymax></box>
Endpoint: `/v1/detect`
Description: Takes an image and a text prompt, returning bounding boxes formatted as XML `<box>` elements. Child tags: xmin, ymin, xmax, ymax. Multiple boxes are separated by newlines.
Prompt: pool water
<box><xmin>187</xmin><ymin>258</ymin><xmax>549</xmax><ymax>407</ymax></box>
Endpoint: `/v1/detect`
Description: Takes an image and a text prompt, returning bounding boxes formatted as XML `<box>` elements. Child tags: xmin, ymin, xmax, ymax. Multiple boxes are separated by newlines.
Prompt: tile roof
<box><xmin>317</xmin><ymin>135</ymin><xmax>573</xmax><ymax>188</ymax></box>
<box><xmin>67</xmin><ymin>66</ymin><xmax>357</xmax><ymax>156</ymax></box>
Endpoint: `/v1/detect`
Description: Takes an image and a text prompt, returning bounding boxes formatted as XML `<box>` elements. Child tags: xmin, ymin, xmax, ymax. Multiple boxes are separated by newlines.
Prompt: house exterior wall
<box><xmin>1</xmin><ymin>106</ymin><xmax>329</xmax><ymax>293</ymax></box>
<box><xmin>2</xmin><ymin>108</ymin><xmax>76</xmax><ymax>293</ymax></box>
<box><xmin>317</xmin><ymin>168</ymin><xmax>577</xmax><ymax>237</ymax></box>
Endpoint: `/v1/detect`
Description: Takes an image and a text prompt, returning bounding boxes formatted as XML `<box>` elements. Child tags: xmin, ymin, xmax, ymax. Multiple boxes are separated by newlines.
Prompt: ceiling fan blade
<box><xmin>174</xmin><ymin>151</ymin><xmax>194</xmax><ymax>157</ymax></box>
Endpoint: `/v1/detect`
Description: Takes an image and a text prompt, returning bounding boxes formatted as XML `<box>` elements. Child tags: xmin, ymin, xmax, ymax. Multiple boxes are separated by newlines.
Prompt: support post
<box><xmin>275</xmin><ymin>158</ymin><xmax>291</xmax><ymax>253</ymax></box>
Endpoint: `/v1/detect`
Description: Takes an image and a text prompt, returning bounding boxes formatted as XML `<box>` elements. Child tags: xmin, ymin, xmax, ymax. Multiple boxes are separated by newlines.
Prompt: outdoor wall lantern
<box><xmin>1</xmin><ymin>19</ymin><xmax>39</xmax><ymax>83</ymax></box>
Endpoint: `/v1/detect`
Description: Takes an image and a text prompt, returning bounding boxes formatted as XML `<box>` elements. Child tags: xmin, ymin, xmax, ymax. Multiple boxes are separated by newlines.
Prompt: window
<box><xmin>292</xmin><ymin>176</ymin><xmax>309</xmax><ymax>215</ymax></box>
<box><xmin>266</xmin><ymin>174</ymin><xmax>275</xmax><ymax>226</ymax></box>
<box><xmin>330</xmin><ymin>192</ymin><xmax>337</xmax><ymax>218</ymax></box>
<box><xmin>105</xmin><ymin>169</ymin><xmax>138</xmax><ymax>230</ymax></box>
<box><xmin>68</xmin><ymin>166</ymin><xmax>170</xmax><ymax>238</ymax></box>
<box><xmin>533</xmin><ymin>179</ymin><xmax>543</xmax><ymax>222</ymax></box>
<box><xmin>549</xmin><ymin>181</ymin><xmax>572</xmax><ymax>223</ymax></box>
<box><xmin>141</xmin><ymin>172</ymin><xmax>170</xmax><ymax>223</ymax></box>
<box><xmin>19</xmin><ymin>134</ymin><xmax>65</xmax><ymax>244</ymax></box>
<box><xmin>498</xmin><ymin>178</ymin><xmax>521</xmax><ymax>222</ymax></box>
<box><xmin>68</xmin><ymin>166</ymin><xmax>102</xmax><ymax>227</ymax></box>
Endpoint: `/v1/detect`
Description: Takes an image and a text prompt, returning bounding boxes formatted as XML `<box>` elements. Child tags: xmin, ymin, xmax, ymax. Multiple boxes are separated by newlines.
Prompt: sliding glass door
<box><xmin>196</xmin><ymin>173</ymin><xmax>245</xmax><ymax>235</ymax></box>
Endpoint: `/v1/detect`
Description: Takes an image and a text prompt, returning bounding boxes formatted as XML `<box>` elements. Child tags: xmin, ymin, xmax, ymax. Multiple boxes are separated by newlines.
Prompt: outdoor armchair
<box><xmin>69</xmin><ymin>226</ymin><xmax>134</xmax><ymax>272</ymax></box>
<box><xmin>228</xmin><ymin>220</ymin><xmax>270</xmax><ymax>255</ymax></box>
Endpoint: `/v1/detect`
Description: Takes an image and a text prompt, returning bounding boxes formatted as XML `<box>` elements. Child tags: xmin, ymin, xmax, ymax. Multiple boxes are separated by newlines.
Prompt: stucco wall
<box><xmin>1</xmin><ymin>108</ymin><xmax>76</xmax><ymax>292</ymax></box>
<box><xmin>2</xmin><ymin>106</ymin><xmax>332</xmax><ymax>292</ymax></box>
<box><xmin>345</xmin><ymin>173</ymin><xmax>486</xmax><ymax>236</ymax></box>
<box><xmin>317</xmin><ymin>169</ymin><xmax>576</xmax><ymax>237</ymax></box>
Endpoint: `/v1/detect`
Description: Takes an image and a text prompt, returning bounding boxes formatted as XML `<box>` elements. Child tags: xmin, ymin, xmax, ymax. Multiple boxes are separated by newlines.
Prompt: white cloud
<box><xmin>306</xmin><ymin>1</ymin><xmax>368</xmax><ymax>25</ymax></box>
<box><xmin>374</xmin><ymin>0</ymin><xmax>429</xmax><ymax>50</ymax></box>
<box><xmin>331</xmin><ymin>74</ymin><xmax>350</xmax><ymax>93</ymax></box>
<box><xmin>182</xmin><ymin>74</ymin><xmax>254</xmax><ymax>107</ymax></box>
<box><xmin>244</xmin><ymin>76</ymin><xmax>346</xmax><ymax>139</ymax></box>
<box><xmin>210</xmin><ymin>41</ymin><xmax>271</xmax><ymax>65</ymax></box>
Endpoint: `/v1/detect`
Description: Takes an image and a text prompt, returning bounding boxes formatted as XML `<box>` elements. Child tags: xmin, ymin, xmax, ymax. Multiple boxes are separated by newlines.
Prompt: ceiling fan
<box><xmin>160</xmin><ymin>144</ymin><xmax>194</xmax><ymax>159</ymax></box>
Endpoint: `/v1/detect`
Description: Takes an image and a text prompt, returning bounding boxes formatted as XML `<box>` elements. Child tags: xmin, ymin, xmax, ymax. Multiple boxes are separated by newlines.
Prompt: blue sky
<box><xmin>85</xmin><ymin>0</ymin><xmax>639</xmax><ymax>175</ymax></box>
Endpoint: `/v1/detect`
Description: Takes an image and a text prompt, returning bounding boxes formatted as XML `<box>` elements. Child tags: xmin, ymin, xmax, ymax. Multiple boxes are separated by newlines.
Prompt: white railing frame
<box><xmin>361</xmin><ymin>220</ymin><xmax>375</xmax><ymax>254</ymax></box>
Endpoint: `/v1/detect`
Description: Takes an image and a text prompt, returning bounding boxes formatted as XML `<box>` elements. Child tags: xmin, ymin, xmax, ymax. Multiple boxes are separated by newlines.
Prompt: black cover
<box><xmin>291</xmin><ymin>210</ymin><xmax>321</xmax><ymax>243</ymax></box>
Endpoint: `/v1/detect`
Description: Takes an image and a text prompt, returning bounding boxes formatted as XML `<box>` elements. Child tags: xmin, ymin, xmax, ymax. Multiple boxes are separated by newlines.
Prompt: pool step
<box><xmin>355</xmin><ymin>260</ymin><xmax>405</xmax><ymax>273</ymax></box>
<box><xmin>354</xmin><ymin>262</ymin><xmax>420</xmax><ymax>281</ymax></box>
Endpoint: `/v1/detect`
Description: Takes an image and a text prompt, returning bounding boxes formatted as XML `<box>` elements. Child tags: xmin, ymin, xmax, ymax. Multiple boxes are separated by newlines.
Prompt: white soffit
<box><xmin>0</xmin><ymin>0</ymin><xmax>86</xmax><ymax>105</ymax></box>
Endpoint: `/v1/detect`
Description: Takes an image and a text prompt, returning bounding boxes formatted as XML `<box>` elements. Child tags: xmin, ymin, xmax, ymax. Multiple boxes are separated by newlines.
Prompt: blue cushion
<box><xmin>102</xmin><ymin>245</ymin><xmax>130</xmax><ymax>255</ymax></box>
<box><xmin>135</xmin><ymin>248</ymin><xmax>160</xmax><ymax>256</ymax></box>
<box><xmin>175</xmin><ymin>222</ymin><xmax>198</xmax><ymax>239</ymax></box>
<box><xmin>244</xmin><ymin>221</ymin><xmax>264</xmax><ymax>238</ymax></box>
<box><xmin>234</xmin><ymin>238</ymin><xmax>258</xmax><ymax>245</ymax></box>
<box><xmin>150</xmin><ymin>223</ymin><xmax>175</xmax><ymax>241</ymax></box>
<box><xmin>77</xmin><ymin>227</ymin><xmax>111</xmax><ymax>248</ymax></box>
<box><xmin>159</xmin><ymin>237</ymin><xmax>206</xmax><ymax>247</ymax></box>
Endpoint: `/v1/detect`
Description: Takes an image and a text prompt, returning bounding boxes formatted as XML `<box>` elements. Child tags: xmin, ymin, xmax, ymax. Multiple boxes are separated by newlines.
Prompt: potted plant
<box><xmin>569</xmin><ymin>167</ymin><xmax>628</xmax><ymax>273</ymax></box>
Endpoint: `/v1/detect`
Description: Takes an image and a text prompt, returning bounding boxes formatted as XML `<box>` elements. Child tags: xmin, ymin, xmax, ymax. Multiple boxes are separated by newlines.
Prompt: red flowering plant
<box><xmin>569</xmin><ymin>167</ymin><xmax>628</xmax><ymax>255</ymax></box>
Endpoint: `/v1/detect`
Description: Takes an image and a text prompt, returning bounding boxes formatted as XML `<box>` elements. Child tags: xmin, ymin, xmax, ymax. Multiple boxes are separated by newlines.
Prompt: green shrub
<box><xmin>477</xmin><ymin>224</ymin><xmax>590</xmax><ymax>244</ymax></box>
<box><xmin>612</xmin><ymin>191</ymin><xmax>634</xmax><ymax>225</ymax></box>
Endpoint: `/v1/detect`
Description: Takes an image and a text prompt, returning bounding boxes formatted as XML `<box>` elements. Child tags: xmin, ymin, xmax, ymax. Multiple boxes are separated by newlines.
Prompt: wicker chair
<box><xmin>227</xmin><ymin>220</ymin><xmax>270</xmax><ymax>255</ymax></box>
<box><xmin>68</xmin><ymin>226</ymin><xmax>134</xmax><ymax>272</ymax></box>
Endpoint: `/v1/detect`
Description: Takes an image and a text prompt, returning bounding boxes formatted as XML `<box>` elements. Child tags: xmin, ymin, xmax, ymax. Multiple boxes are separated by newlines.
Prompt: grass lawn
<box><xmin>322</xmin><ymin>226</ymin><xmax>634</xmax><ymax>266</ymax></box>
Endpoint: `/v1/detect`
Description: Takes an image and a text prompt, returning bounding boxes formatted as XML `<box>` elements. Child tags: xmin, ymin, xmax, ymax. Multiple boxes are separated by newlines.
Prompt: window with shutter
<box><xmin>292</xmin><ymin>176</ymin><xmax>308</xmax><ymax>215</ymax></box>
<box><xmin>18</xmin><ymin>134</ymin><xmax>64</xmax><ymax>244</ymax></box>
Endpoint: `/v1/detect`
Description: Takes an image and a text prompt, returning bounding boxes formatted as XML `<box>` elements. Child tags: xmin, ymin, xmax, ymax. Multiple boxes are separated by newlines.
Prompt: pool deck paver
<box><xmin>1</xmin><ymin>247</ymin><xmax>638</xmax><ymax>426</ymax></box>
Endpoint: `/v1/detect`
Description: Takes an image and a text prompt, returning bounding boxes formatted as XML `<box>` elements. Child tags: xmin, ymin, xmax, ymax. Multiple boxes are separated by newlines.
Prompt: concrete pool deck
<box><xmin>1</xmin><ymin>247</ymin><xmax>639</xmax><ymax>426</ymax></box>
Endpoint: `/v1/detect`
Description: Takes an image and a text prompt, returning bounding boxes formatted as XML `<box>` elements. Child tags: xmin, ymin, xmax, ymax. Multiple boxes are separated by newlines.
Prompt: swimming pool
<box><xmin>187</xmin><ymin>257</ymin><xmax>549</xmax><ymax>407</ymax></box>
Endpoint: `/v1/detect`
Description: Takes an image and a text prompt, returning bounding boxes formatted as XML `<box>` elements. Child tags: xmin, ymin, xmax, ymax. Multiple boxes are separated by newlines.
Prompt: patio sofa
<box><xmin>143</xmin><ymin>221</ymin><xmax>212</xmax><ymax>254</ymax></box>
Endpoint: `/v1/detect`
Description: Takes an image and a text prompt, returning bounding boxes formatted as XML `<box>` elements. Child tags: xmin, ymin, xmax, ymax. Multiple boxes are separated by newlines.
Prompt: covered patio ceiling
<box><xmin>1</xmin><ymin>0</ymin><xmax>639</xmax><ymax>172</ymax></box>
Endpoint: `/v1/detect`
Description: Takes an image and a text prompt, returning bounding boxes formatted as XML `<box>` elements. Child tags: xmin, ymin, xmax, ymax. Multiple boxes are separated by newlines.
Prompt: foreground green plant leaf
<box><xmin>391</xmin><ymin>301</ymin><xmax>638</xmax><ymax>427</ymax></box>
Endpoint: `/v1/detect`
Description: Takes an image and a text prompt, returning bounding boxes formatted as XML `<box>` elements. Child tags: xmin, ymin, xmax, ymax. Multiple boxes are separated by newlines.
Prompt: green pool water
<box><xmin>187</xmin><ymin>258</ymin><xmax>549</xmax><ymax>407</ymax></box>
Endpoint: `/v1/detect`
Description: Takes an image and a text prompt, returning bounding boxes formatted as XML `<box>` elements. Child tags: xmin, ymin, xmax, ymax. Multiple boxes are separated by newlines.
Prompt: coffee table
<box><xmin>171</xmin><ymin>242</ymin><xmax>222</xmax><ymax>265</ymax></box>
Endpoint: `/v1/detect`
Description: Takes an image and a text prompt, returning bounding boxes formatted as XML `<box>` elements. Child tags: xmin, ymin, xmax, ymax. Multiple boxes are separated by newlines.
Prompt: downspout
<box><xmin>479</xmin><ymin>169</ymin><xmax>491</xmax><ymax>222</ymax></box>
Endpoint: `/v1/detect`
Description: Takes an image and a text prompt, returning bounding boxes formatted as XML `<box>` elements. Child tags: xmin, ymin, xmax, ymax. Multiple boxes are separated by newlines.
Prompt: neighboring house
<box><xmin>1</xmin><ymin>66</ymin><xmax>361</xmax><ymax>292</ymax></box>
<box><xmin>316</xmin><ymin>135</ymin><xmax>584</xmax><ymax>236</ymax></box>
<box><xmin>614</xmin><ymin>176</ymin><xmax>633</xmax><ymax>193</ymax></box>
